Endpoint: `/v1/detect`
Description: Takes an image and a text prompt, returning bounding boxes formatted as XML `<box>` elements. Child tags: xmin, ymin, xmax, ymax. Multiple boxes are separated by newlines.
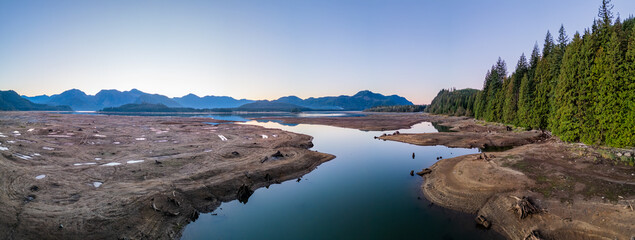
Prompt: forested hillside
<box><xmin>427</xmin><ymin>88</ymin><xmax>478</xmax><ymax>116</ymax></box>
<box><xmin>430</xmin><ymin>0</ymin><xmax>634</xmax><ymax>147</ymax></box>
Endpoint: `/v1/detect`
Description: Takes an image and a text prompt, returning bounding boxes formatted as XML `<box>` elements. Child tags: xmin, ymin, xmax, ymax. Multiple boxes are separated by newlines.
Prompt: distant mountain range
<box><xmin>1</xmin><ymin>90</ymin><xmax>71</xmax><ymax>111</ymax></box>
<box><xmin>19</xmin><ymin>89</ymin><xmax>413</xmax><ymax>111</ymax></box>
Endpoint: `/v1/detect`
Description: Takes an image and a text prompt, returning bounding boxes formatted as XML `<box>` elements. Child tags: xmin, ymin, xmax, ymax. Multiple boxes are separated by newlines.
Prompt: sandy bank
<box><xmin>0</xmin><ymin>112</ymin><xmax>334</xmax><ymax>240</ymax></box>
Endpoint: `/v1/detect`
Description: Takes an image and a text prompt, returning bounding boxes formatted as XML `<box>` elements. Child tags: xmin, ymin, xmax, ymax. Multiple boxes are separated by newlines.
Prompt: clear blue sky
<box><xmin>1</xmin><ymin>0</ymin><xmax>634</xmax><ymax>104</ymax></box>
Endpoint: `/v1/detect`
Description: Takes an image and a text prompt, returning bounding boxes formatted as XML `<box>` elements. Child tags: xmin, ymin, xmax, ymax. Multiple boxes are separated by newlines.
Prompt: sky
<box><xmin>1</xmin><ymin>0</ymin><xmax>634</xmax><ymax>104</ymax></box>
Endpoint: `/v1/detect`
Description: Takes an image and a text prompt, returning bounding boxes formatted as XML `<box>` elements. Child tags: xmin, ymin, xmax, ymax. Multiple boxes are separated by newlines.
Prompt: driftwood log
<box><xmin>475</xmin><ymin>215</ymin><xmax>491</xmax><ymax>229</ymax></box>
<box><xmin>511</xmin><ymin>196</ymin><xmax>540</xmax><ymax>219</ymax></box>
<box><xmin>416</xmin><ymin>168</ymin><xmax>432</xmax><ymax>176</ymax></box>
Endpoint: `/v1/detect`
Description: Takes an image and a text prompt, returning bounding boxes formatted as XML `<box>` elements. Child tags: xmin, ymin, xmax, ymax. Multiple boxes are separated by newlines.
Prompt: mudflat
<box><xmin>378</xmin><ymin>114</ymin><xmax>635</xmax><ymax>239</ymax></box>
<box><xmin>0</xmin><ymin>112</ymin><xmax>334</xmax><ymax>240</ymax></box>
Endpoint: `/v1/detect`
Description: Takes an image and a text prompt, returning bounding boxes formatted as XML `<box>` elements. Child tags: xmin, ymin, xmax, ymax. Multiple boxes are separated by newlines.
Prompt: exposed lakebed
<box><xmin>182</xmin><ymin>121</ymin><xmax>504</xmax><ymax>240</ymax></box>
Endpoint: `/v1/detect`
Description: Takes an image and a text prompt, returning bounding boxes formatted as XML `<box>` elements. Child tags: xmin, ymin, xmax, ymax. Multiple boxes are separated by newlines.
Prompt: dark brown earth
<box><xmin>0</xmin><ymin>112</ymin><xmax>334</xmax><ymax>240</ymax></box>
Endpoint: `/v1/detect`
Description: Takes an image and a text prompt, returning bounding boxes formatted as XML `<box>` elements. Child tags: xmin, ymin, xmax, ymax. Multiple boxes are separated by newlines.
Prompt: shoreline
<box><xmin>262</xmin><ymin>112</ymin><xmax>634</xmax><ymax>239</ymax></box>
<box><xmin>379</xmin><ymin>114</ymin><xmax>635</xmax><ymax>239</ymax></box>
<box><xmin>0</xmin><ymin>112</ymin><xmax>334</xmax><ymax>239</ymax></box>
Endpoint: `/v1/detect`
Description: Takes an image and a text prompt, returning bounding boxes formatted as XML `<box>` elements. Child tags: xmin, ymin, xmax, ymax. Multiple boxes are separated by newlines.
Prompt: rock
<box><xmin>625</xmin><ymin>152</ymin><xmax>632</xmax><ymax>157</ymax></box>
<box><xmin>231</xmin><ymin>151</ymin><xmax>240</xmax><ymax>156</ymax></box>
<box><xmin>154</xmin><ymin>160</ymin><xmax>162</xmax><ymax>165</ymax></box>
<box><xmin>58</xmin><ymin>224</ymin><xmax>63</xmax><ymax>229</ymax></box>
<box><xmin>416</xmin><ymin>168</ymin><xmax>432</xmax><ymax>176</ymax></box>
<box><xmin>506</xmin><ymin>126</ymin><xmax>512</xmax><ymax>131</ymax></box>
<box><xmin>412</xmin><ymin>152</ymin><xmax>415</xmax><ymax>159</ymax></box>
<box><xmin>236</xmin><ymin>184</ymin><xmax>253</xmax><ymax>204</ymax></box>
<box><xmin>29</xmin><ymin>185</ymin><xmax>39</xmax><ymax>192</ymax></box>
<box><xmin>271</xmin><ymin>151</ymin><xmax>284</xmax><ymax>158</ymax></box>
<box><xmin>260</xmin><ymin>156</ymin><xmax>269</xmax><ymax>163</ymax></box>
<box><xmin>410</xmin><ymin>170</ymin><xmax>414</xmax><ymax>176</ymax></box>
<box><xmin>475</xmin><ymin>215</ymin><xmax>491</xmax><ymax>229</ymax></box>
<box><xmin>24</xmin><ymin>195</ymin><xmax>36</xmax><ymax>203</ymax></box>
<box><xmin>524</xmin><ymin>230</ymin><xmax>543</xmax><ymax>240</ymax></box>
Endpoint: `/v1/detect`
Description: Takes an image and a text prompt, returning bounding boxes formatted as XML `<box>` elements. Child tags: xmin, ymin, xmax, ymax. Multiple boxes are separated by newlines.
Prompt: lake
<box><xmin>181</xmin><ymin>120</ymin><xmax>504</xmax><ymax>240</ymax></box>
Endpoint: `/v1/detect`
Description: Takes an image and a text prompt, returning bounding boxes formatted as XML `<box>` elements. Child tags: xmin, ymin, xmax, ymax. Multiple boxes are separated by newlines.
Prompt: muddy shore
<box><xmin>0</xmin><ymin>112</ymin><xmax>334</xmax><ymax>240</ymax></box>
<box><xmin>378</xmin><ymin>114</ymin><xmax>635</xmax><ymax>239</ymax></box>
<box><xmin>261</xmin><ymin>112</ymin><xmax>634</xmax><ymax>239</ymax></box>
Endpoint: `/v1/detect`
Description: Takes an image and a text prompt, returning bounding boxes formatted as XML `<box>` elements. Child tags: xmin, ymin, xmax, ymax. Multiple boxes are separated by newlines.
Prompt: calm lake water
<box><xmin>181</xmin><ymin>120</ymin><xmax>504</xmax><ymax>240</ymax></box>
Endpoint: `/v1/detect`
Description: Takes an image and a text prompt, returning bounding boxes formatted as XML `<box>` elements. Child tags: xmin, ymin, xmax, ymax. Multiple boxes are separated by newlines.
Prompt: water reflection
<box><xmin>182</xmin><ymin>121</ymin><xmax>504</xmax><ymax>240</ymax></box>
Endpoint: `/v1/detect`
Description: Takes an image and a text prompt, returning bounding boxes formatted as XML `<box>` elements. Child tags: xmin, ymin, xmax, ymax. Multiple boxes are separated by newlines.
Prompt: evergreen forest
<box><xmin>428</xmin><ymin>0</ymin><xmax>635</xmax><ymax>147</ymax></box>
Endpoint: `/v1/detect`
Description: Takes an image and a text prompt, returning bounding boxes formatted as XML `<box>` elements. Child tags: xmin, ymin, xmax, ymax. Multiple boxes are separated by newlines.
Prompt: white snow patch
<box><xmin>43</xmin><ymin>147</ymin><xmax>55</xmax><ymax>151</ymax></box>
<box><xmin>27</xmin><ymin>128</ymin><xmax>35</xmax><ymax>132</ymax></box>
<box><xmin>0</xmin><ymin>147</ymin><xmax>8</xmax><ymax>151</ymax></box>
<box><xmin>94</xmin><ymin>157</ymin><xmax>102</xmax><ymax>161</ymax></box>
<box><xmin>272</xmin><ymin>134</ymin><xmax>278</xmax><ymax>138</ymax></box>
<box><xmin>126</xmin><ymin>160</ymin><xmax>144</xmax><ymax>164</ymax></box>
<box><xmin>93</xmin><ymin>182</ymin><xmax>103</xmax><ymax>188</ymax></box>
<box><xmin>218</xmin><ymin>135</ymin><xmax>228</xmax><ymax>141</ymax></box>
<box><xmin>135</xmin><ymin>138</ymin><xmax>146</xmax><ymax>141</ymax></box>
<box><xmin>0</xmin><ymin>135</ymin><xmax>6</xmax><ymax>138</ymax></box>
<box><xmin>93</xmin><ymin>134</ymin><xmax>106</xmax><ymax>138</ymax></box>
<box><xmin>204</xmin><ymin>149</ymin><xmax>213</xmax><ymax>153</ymax></box>
<box><xmin>7</xmin><ymin>141</ymin><xmax>16</xmax><ymax>143</ymax></box>
<box><xmin>46</xmin><ymin>135</ymin><xmax>70</xmax><ymax>138</ymax></box>
<box><xmin>113</xmin><ymin>142</ymin><xmax>121</xmax><ymax>145</ymax></box>
<box><xmin>155</xmin><ymin>139</ymin><xmax>168</xmax><ymax>143</ymax></box>
<box><xmin>101</xmin><ymin>162</ymin><xmax>121</xmax><ymax>166</ymax></box>
<box><xmin>32</xmin><ymin>153</ymin><xmax>41</xmax><ymax>156</ymax></box>
<box><xmin>14</xmin><ymin>153</ymin><xmax>32</xmax><ymax>160</ymax></box>
<box><xmin>261</xmin><ymin>135</ymin><xmax>268</xmax><ymax>139</ymax></box>
<box><xmin>74</xmin><ymin>162</ymin><xmax>97</xmax><ymax>166</ymax></box>
<box><xmin>12</xmin><ymin>131</ymin><xmax>19</xmax><ymax>134</ymax></box>
<box><xmin>35</xmin><ymin>174</ymin><xmax>46</xmax><ymax>180</ymax></box>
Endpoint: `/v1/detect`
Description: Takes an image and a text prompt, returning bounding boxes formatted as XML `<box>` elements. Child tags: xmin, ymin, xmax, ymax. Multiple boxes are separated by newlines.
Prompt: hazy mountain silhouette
<box><xmin>173</xmin><ymin>94</ymin><xmax>254</xmax><ymax>109</ymax></box>
<box><xmin>1</xmin><ymin>90</ymin><xmax>71</xmax><ymax>111</ymax></box>
<box><xmin>273</xmin><ymin>90</ymin><xmax>413</xmax><ymax>110</ymax></box>
<box><xmin>22</xmin><ymin>89</ymin><xmax>413</xmax><ymax>111</ymax></box>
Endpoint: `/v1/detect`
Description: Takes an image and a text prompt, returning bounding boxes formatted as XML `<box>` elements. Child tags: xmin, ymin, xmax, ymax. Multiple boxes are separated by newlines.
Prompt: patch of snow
<box><xmin>261</xmin><ymin>135</ymin><xmax>268</xmax><ymax>139</ymax></box>
<box><xmin>93</xmin><ymin>134</ymin><xmax>106</xmax><ymax>138</ymax></box>
<box><xmin>43</xmin><ymin>147</ymin><xmax>55</xmax><ymax>151</ymax></box>
<box><xmin>27</xmin><ymin>128</ymin><xmax>35</xmax><ymax>132</ymax></box>
<box><xmin>0</xmin><ymin>135</ymin><xmax>6</xmax><ymax>138</ymax></box>
<box><xmin>272</xmin><ymin>134</ymin><xmax>278</xmax><ymax>138</ymax></box>
<box><xmin>32</xmin><ymin>153</ymin><xmax>41</xmax><ymax>156</ymax></box>
<box><xmin>93</xmin><ymin>182</ymin><xmax>102</xmax><ymax>188</ymax></box>
<box><xmin>113</xmin><ymin>142</ymin><xmax>120</xmax><ymax>144</ymax></box>
<box><xmin>74</xmin><ymin>162</ymin><xmax>97</xmax><ymax>166</ymax></box>
<box><xmin>12</xmin><ymin>131</ymin><xmax>19</xmax><ymax>134</ymax></box>
<box><xmin>126</xmin><ymin>160</ymin><xmax>144</xmax><ymax>164</ymax></box>
<box><xmin>155</xmin><ymin>139</ymin><xmax>168</xmax><ymax>143</ymax></box>
<box><xmin>35</xmin><ymin>174</ymin><xmax>46</xmax><ymax>180</ymax></box>
<box><xmin>7</xmin><ymin>141</ymin><xmax>16</xmax><ymax>143</ymax></box>
<box><xmin>94</xmin><ymin>157</ymin><xmax>102</xmax><ymax>161</ymax></box>
<box><xmin>101</xmin><ymin>162</ymin><xmax>121</xmax><ymax>166</ymax></box>
<box><xmin>14</xmin><ymin>153</ymin><xmax>32</xmax><ymax>160</ymax></box>
<box><xmin>135</xmin><ymin>138</ymin><xmax>146</xmax><ymax>141</ymax></box>
<box><xmin>0</xmin><ymin>147</ymin><xmax>8</xmax><ymax>151</ymax></box>
<box><xmin>218</xmin><ymin>135</ymin><xmax>228</xmax><ymax>141</ymax></box>
<box><xmin>204</xmin><ymin>149</ymin><xmax>213</xmax><ymax>153</ymax></box>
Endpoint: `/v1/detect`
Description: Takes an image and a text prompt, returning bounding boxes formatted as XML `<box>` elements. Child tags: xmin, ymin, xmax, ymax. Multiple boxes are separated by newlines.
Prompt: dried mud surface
<box><xmin>0</xmin><ymin>112</ymin><xmax>334</xmax><ymax>240</ymax></box>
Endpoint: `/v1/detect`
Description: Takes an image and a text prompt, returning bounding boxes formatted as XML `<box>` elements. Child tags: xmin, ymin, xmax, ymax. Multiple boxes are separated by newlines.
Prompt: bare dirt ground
<box><xmin>375</xmin><ymin>114</ymin><xmax>634</xmax><ymax>240</ymax></box>
<box><xmin>0</xmin><ymin>112</ymin><xmax>334</xmax><ymax>240</ymax></box>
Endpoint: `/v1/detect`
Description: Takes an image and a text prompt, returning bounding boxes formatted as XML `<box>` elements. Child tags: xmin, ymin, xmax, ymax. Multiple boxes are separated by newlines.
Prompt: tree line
<box><xmin>429</xmin><ymin>0</ymin><xmax>635</xmax><ymax>147</ymax></box>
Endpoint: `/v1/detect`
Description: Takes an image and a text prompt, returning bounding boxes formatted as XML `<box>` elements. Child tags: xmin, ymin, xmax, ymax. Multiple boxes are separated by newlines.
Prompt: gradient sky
<box><xmin>1</xmin><ymin>0</ymin><xmax>634</xmax><ymax>104</ymax></box>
